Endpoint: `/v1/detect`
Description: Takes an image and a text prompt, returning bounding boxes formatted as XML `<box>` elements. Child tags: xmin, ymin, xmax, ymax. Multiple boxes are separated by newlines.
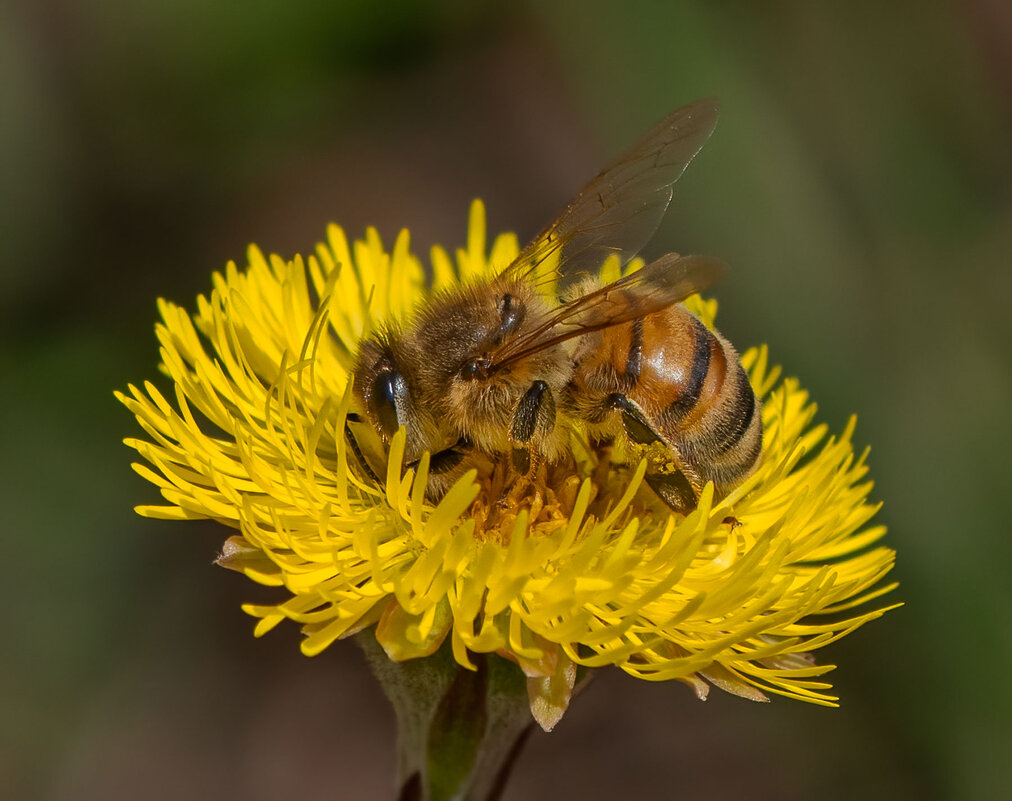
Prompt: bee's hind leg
<box><xmin>606</xmin><ymin>392</ymin><xmax>704</xmax><ymax>516</ymax></box>
<box><xmin>644</xmin><ymin>471</ymin><xmax>698</xmax><ymax>516</ymax></box>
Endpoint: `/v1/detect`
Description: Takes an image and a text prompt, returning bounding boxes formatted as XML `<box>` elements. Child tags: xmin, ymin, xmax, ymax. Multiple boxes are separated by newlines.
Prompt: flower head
<box><xmin>118</xmin><ymin>201</ymin><xmax>897</xmax><ymax>729</ymax></box>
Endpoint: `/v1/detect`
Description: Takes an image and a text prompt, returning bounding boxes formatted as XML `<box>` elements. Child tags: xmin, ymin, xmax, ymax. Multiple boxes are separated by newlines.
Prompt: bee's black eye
<box><xmin>372</xmin><ymin>371</ymin><xmax>403</xmax><ymax>437</ymax></box>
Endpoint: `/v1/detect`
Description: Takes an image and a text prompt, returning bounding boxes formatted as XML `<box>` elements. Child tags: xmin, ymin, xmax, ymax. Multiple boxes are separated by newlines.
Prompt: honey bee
<box><xmin>351</xmin><ymin>99</ymin><xmax>761</xmax><ymax>514</ymax></box>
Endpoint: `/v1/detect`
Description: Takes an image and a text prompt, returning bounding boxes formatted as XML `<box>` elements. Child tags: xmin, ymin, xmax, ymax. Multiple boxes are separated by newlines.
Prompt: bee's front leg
<box><xmin>509</xmin><ymin>380</ymin><xmax>556</xmax><ymax>473</ymax></box>
<box><xmin>405</xmin><ymin>437</ymin><xmax>470</xmax><ymax>475</ymax></box>
<box><xmin>498</xmin><ymin>380</ymin><xmax>556</xmax><ymax>507</ymax></box>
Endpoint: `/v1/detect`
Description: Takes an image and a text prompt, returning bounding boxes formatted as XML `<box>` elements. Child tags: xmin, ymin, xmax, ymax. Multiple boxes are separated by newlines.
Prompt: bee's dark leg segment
<box><xmin>510</xmin><ymin>380</ymin><xmax>556</xmax><ymax>475</ymax></box>
<box><xmin>343</xmin><ymin>422</ymin><xmax>381</xmax><ymax>485</ymax></box>
<box><xmin>511</xmin><ymin>381</ymin><xmax>554</xmax><ymax>444</ymax></box>
<box><xmin>511</xmin><ymin>447</ymin><xmax>531</xmax><ymax>475</ymax></box>
<box><xmin>428</xmin><ymin>447</ymin><xmax>465</xmax><ymax>476</ymax></box>
<box><xmin>406</xmin><ymin>438</ymin><xmax>470</xmax><ymax>476</ymax></box>
<box><xmin>605</xmin><ymin>393</ymin><xmax>701</xmax><ymax>515</ymax></box>
<box><xmin>498</xmin><ymin>381</ymin><xmax>556</xmax><ymax>507</ymax></box>
<box><xmin>645</xmin><ymin>471</ymin><xmax>698</xmax><ymax>515</ymax></box>
<box><xmin>606</xmin><ymin>393</ymin><xmax>664</xmax><ymax>445</ymax></box>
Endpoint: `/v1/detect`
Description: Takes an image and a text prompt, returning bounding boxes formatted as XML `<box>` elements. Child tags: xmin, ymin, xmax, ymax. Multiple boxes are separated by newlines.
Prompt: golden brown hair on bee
<box><xmin>352</xmin><ymin>276</ymin><xmax>574</xmax><ymax>472</ymax></box>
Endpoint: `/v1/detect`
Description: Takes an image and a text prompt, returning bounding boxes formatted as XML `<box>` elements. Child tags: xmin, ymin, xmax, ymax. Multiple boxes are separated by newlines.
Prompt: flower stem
<box><xmin>358</xmin><ymin>634</ymin><xmax>534</xmax><ymax>801</ymax></box>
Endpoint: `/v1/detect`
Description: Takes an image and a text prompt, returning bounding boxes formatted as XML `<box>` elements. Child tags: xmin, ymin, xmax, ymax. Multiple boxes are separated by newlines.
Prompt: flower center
<box><xmin>468</xmin><ymin>456</ymin><xmax>595</xmax><ymax>544</ymax></box>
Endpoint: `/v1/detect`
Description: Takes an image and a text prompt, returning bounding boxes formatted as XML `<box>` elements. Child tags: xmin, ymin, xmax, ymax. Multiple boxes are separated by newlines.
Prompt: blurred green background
<box><xmin>3</xmin><ymin>1</ymin><xmax>1010</xmax><ymax>799</ymax></box>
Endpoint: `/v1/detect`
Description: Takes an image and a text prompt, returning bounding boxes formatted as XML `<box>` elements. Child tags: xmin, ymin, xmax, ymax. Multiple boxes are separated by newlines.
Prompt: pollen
<box><xmin>470</xmin><ymin>470</ymin><xmax>577</xmax><ymax>545</ymax></box>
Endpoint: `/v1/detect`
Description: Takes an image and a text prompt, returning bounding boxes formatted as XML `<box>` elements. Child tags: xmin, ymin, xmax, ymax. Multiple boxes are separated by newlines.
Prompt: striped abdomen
<box><xmin>571</xmin><ymin>305</ymin><xmax>762</xmax><ymax>498</ymax></box>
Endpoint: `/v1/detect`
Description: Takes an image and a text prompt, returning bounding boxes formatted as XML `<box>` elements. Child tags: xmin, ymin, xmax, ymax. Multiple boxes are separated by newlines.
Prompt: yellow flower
<box><xmin>117</xmin><ymin>200</ymin><xmax>897</xmax><ymax>729</ymax></box>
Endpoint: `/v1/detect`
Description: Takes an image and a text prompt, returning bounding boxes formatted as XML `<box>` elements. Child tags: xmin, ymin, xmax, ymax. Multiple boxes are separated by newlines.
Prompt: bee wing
<box><xmin>493</xmin><ymin>253</ymin><xmax>725</xmax><ymax>368</ymax></box>
<box><xmin>501</xmin><ymin>99</ymin><xmax>720</xmax><ymax>290</ymax></box>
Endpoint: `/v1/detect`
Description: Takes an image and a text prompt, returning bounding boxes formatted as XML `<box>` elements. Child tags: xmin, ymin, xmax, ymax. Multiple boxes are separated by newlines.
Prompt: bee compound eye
<box><xmin>371</xmin><ymin>371</ymin><xmax>403</xmax><ymax>438</ymax></box>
